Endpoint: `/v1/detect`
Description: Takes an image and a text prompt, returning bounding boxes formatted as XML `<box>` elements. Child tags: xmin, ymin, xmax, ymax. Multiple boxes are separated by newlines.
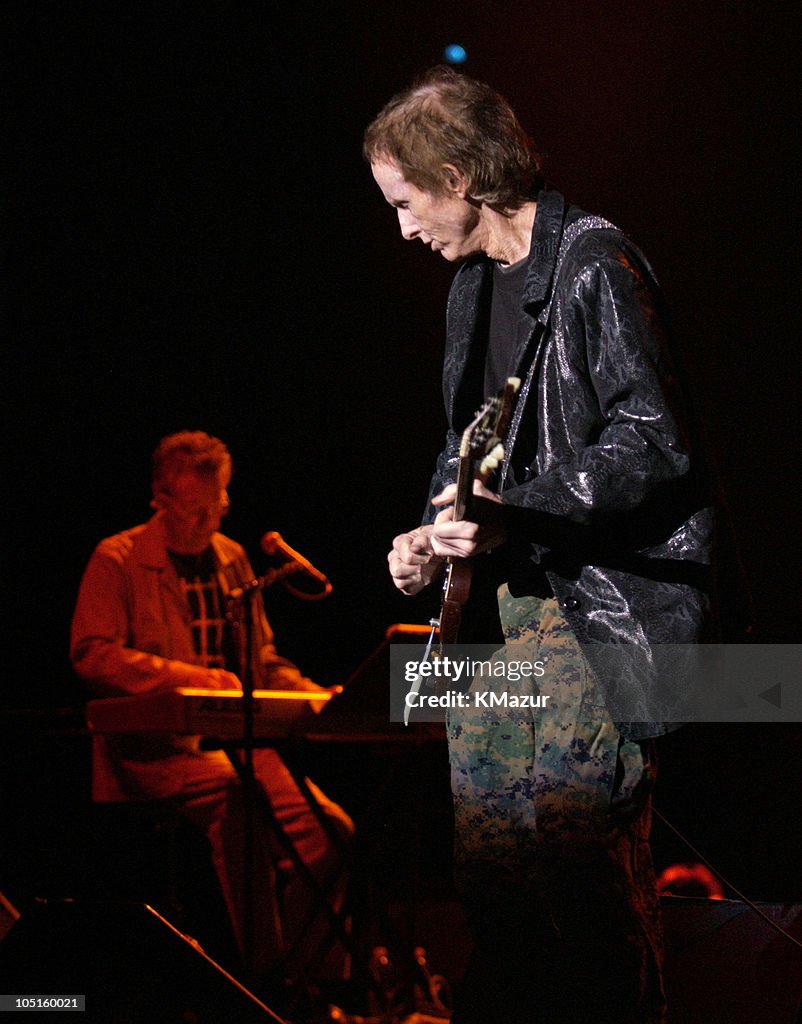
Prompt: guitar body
<box><xmin>435</xmin><ymin>377</ymin><xmax>520</xmax><ymax>647</ymax></box>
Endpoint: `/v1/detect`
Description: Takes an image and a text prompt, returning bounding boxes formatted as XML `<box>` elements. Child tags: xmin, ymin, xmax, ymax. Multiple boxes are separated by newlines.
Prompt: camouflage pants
<box><xmin>446</xmin><ymin>588</ymin><xmax>666</xmax><ymax>1024</ymax></box>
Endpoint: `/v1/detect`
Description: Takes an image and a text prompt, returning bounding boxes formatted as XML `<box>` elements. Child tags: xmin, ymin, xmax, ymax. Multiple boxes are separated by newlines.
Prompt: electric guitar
<box><xmin>436</xmin><ymin>376</ymin><xmax>520</xmax><ymax>646</ymax></box>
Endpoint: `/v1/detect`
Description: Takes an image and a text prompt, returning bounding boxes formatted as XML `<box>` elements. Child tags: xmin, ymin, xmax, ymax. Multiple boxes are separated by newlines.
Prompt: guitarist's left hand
<box><xmin>431</xmin><ymin>481</ymin><xmax>507</xmax><ymax>559</ymax></box>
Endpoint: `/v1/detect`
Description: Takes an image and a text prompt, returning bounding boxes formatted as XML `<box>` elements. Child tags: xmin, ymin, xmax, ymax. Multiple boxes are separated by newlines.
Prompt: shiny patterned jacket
<box><xmin>423</xmin><ymin>189</ymin><xmax>714</xmax><ymax>740</ymax></box>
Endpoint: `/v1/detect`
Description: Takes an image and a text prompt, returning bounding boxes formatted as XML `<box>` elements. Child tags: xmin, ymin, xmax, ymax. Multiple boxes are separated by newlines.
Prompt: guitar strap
<box><xmin>499</xmin><ymin>214</ymin><xmax>618</xmax><ymax>493</ymax></box>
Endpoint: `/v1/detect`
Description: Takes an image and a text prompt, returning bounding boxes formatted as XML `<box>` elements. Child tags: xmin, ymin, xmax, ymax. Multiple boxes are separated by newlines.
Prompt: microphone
<box><xmin>260</xmin><ymin>531</ymin><xmax>332</xmax><ymax>598</ymax></box>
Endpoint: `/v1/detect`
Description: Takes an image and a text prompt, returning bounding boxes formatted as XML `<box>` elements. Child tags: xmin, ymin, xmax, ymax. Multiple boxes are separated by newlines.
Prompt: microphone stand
<box><xmin>225</xmin><ymin>561</ymin><xmax>305</xmax><ymax>980</ymax></box>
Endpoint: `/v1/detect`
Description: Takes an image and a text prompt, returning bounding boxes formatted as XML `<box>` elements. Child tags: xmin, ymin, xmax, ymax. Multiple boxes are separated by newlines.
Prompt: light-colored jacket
<box><xmin>71</xmin><ymin>513</ymin><xmax>318</xmax><ymax>799</ymax></box>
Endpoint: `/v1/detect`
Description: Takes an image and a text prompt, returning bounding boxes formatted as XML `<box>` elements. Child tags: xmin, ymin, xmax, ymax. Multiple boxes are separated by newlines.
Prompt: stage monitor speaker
<box><xmin>661</xmin><ymin>895</ymin><xmax>802</xmax><ymax>1024</ymax></box>
<box><xmin>0</xmin><ymin>898</ymin><xmax>284</xmax><ymax>1024</ymax></box>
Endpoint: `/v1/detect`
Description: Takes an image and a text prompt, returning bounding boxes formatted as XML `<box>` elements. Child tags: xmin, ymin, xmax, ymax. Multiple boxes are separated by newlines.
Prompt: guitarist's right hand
<box><xmin>387</xmin><ymin>525</ymin><xmax>445</xmax><ymax>596</ymax></box>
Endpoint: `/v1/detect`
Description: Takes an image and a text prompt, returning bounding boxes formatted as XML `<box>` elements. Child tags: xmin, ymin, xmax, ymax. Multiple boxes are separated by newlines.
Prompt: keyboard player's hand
<box><xmin>202</xmin><ymin>668</ymin><xmax>242</xmax><ymax>690</ymax></box>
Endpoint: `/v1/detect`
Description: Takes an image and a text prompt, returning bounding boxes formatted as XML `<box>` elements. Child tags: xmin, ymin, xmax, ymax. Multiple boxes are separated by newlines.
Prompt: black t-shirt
<box><xmin>484</xmin><ymin>256</ymin><xmax>529</xmax><ymax>399</ymax></box>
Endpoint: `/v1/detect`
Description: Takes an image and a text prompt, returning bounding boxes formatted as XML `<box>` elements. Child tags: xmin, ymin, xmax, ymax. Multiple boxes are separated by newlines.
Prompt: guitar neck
<box><xmin>435</xmin><ymin>377</ymin><xmax>520</xmax><ymax>649</ymax></box>
<box><xmin>452</xmin><ymin>453</ymin><xmax>474</xmax><ymax>524</ymax></box>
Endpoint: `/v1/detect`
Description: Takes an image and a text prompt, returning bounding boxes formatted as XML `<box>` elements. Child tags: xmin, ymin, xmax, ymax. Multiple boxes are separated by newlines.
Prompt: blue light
<box><xmin>443</xmin><ymin>43</ymin><xmax>467</xmax><ymax>65</ymax></box>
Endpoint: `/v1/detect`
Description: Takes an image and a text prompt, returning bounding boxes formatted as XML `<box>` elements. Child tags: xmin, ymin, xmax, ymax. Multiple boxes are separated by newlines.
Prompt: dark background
<box><xmin>3</xmin><ymin>0</ymin><xmax>800</xmax><ymax>945</ymax></box>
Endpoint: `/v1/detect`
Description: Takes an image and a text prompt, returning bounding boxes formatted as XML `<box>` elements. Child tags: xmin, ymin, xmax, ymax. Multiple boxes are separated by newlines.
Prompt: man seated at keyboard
<box><xmin>71</xmin><ymin>429</ymin><xmax>353</xmax><ymax>991</ymax></box>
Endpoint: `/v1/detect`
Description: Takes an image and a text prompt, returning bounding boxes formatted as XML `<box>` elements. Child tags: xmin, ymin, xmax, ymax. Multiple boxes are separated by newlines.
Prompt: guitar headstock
<box><xmin>453</xmin><ymin>376</ymin><xmax>520</xmax><ymax>520</ymax></box>
<box><xmin>459</xmin><ymin>376</ymin><xmax>521</xmax><ymax>481</ymax></box>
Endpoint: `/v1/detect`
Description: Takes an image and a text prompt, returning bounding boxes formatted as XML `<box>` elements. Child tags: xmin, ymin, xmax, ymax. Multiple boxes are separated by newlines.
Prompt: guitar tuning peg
<box><xmin>479</xmin><ymin>442</ymin><xmax>506</xmax><ymax>475</ymax></box>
